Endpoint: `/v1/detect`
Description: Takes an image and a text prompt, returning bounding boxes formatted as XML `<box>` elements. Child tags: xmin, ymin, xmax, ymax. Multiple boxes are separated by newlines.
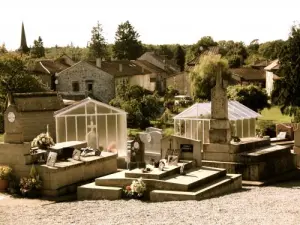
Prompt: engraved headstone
<box><xmin>126</xmin><ymin>136</ymin><xmax>145</xmax><ymax>170</ymax></box>
<box><xmin>72</xmin><ymin>149</ymin><xmax>81</xmax><ymax>161</ymax></box>
<box><xmin>139</xmin><ymin>131</ymin><xmax>162</xmax><ymax>155</ymax></box>
<box><xmin>86</xmin><ymin>117</ymin><xmax>98</xmax><ymax>150</ymax></box>
<box><xmin>46</xmin><ymin>152</ymin><xmax>57</xmax><ymax>167</ymax></box>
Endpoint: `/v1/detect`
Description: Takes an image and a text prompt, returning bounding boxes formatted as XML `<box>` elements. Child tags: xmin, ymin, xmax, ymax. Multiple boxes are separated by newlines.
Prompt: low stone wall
<box><xmin>0</xmin><ymin>142</ymin><xmax>118</xmax><ymax>196</ymax></box>
<box><xmin>39</xmin><ymin>152</ymin><xmax>118</xmax><ymax>196</ymax></box>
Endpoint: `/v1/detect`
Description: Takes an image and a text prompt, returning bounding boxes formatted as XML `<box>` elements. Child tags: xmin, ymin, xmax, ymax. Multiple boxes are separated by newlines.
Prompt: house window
<box><xmin>72</xmin><ymin>81</ymin><xmax>80</xmax><ymax>92</ymax></box>
<box><xmin>86</xmin><ymin>80</ymin><xmax>94</xmax><ymax>93</ymax></box>
<box><xmin>150</xmin><ymin>78</ymin><xmax>156</xmax><ymax>83</ymax></box>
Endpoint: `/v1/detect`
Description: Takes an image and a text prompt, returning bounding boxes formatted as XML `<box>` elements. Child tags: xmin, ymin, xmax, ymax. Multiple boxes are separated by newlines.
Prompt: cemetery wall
<box><xmin>0</xmin><ymin>143</ymin><xmax>32</xmax><ymax>178</ymax></box>
<box><xmin>19</xmin><ymin>111</ymin><xmax>56</xmax><ymax>142</ymax></box>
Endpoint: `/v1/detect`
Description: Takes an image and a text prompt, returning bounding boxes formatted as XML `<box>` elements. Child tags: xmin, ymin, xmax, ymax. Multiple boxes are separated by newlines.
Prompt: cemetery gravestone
<box><xmin>139</xmin><ymin>130</ymin><xmax>163</xmax><ymax>162</ymax></box>
<box><xmin>127</xmin><ymin>136</ymin><xmax>146</xmax><ymax>170</ymax></box>
<box><xmin>47</xmin><ymin>152</ymin><xmax>57</xmax><ymax>167</ymax></box>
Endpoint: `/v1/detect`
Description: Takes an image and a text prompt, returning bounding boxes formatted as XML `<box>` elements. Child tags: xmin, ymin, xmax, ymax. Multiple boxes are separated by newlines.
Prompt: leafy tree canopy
<box><xmin>186</xmin><ymin>36</ymin><xmax>217</xmax><ymax>63</ymax></box>
<box><xmin>30</xmin><ymin>36</ymin><xmax>45</xmax><ymax>58</ymax></box>
<box><xmin>227</xmin><ymin>84</ymin><xmax>270</xmax><ymax>112</ymax></box>
<box><xmin>271</xmin><ymin>24</ymin><xmax>300</xmax><ymax>117</ymax></box>
<box><xmin>0</xmin><ymin>53</ymin><xmax>48</xmax><ymax>95</ymax></box>
<box><xmin>174</xmin><ymin>45</ymin><xmax>185</xmax><ymax>71</ymax></box>
<box><xmin>110</xmin><ymin>83</ymin><xmax>161</xmax><ymax>129</ymax></box>
<box><xmin>258</xmin><ymin>40</ymin><xmax>285</xmax><ymax>60</ymax></box>
<box><xmin>88</xmin><ymin>21</ymin><xmax>107</xmax><ymax>60</ymax></box>
<box><xmin>113</xmin><ymin>21</ymin><xmax>143</xmax><ymax>60</ymax></box>
<box><xmin>189</xmin><ymin>54</ymin><xmax>231</xmax><ymax>100</ymax></box>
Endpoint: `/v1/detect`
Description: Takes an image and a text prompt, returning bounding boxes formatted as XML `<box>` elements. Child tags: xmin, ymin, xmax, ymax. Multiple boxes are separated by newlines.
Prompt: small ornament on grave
<box><xmin>81</xmin><ymin>147</ymin><xmax>94</xmax><ymax>156</ymax></box>
<box><xmin>72</xmin><ymin>149</ymin><xmax>81</xmax><ymax>161</ymax></box>
<box><xmin>231</xmin><ymin>136</ymin><xmax>241</xmax><ymax>143</ymax></box>
<box><xmin>159</xmin><ymin>160</ymin><xmax>165</xmax><ymax>171</ymax></box>
<box><xmin>167</xmin><ymin>155</ymin><xmax>178</xmax><ymax>166</ymax></box>
<box><xmin>180</xmin><ymin>164</ymin><xmax>186</xmax><ymax>175</ymax></box>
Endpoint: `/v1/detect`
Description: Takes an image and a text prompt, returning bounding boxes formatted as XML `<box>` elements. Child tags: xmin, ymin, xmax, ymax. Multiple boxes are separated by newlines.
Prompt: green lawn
<box><xmin>259</xmin><ymin>106</ymin><xmax>292</xmax><ymax>123</ymax></box>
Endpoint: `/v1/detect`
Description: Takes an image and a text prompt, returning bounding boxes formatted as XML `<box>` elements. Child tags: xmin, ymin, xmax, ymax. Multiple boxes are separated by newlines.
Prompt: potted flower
<box><xmin>19</xmin><ymin>165</ymin><xmax>42</xmax><ymax>198</ymax></box>
<box><xmin>123</xmin><ymin>177</ymin><xmax>146</xmax><ymax>199</ymax></box>
<box><xmin>0</xmin><ymin>165</ymin><xmax>12</xmax><ymax>191</ymax></box>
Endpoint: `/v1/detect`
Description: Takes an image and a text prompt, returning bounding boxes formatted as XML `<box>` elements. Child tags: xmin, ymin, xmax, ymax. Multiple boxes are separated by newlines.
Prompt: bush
<box><xmin>257</xmin><ymin>120</ymin><xmax>276</xmax><ymax>137</ymax></box>
<box><xmin>227</xmin><ymin>84</ymin><xmax>270</xmax><ymax>112</ymax></box>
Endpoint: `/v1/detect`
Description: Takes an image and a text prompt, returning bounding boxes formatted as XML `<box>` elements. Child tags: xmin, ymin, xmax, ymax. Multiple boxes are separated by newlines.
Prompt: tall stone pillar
<box><xmin>209</xmin><ymin>71</ymin><xmax>231</xmax><ymax>144</ymax></box>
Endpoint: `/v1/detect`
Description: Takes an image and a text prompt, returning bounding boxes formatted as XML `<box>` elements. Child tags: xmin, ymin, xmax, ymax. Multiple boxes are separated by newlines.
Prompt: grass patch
<box><xmin>259</xmin><ymin>106</ymin><xmax>292</xmax><ymax>123</ymax></box>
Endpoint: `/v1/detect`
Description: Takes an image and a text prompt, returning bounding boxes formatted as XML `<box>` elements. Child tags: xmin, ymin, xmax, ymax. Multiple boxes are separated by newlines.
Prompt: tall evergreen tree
<box><xmin>174</xmin><ymin>45</ymin><xmax>185</xmax><ymax>71</ymax></box>
<box><xmin>88</xmin><ymin>21</ymin><xmax>107</xmax><ymax>59</ymax></box>
<box><xmin>113</xmin><ymin>21</ymin><xmax>143</xmax><ymax>60</ymax></box>
<box><xmin>31</xmin><ymin>36</ymin><xmax>45</xmax><ymax>58</ymax></box>
<box><xmin>271</xmin><ymin>24</ymin><xmax>300</xmax><ymax>117</ymax></box>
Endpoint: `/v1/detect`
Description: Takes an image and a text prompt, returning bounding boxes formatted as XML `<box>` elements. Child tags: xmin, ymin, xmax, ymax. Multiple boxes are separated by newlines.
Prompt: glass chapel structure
<box><xmin>54</xmin><ymin>97</ymin><xmax>127</xmax><ymax>156</ymax></box>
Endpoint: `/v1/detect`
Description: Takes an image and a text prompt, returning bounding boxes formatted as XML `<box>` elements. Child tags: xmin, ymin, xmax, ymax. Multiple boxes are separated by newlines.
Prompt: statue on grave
<box><xmin>86</xmin><ymin>117</ymin><xmax>98</xmax><ymax>150</ymax></box>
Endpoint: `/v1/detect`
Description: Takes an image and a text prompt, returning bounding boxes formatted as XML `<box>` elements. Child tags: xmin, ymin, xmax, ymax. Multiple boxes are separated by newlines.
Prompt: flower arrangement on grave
<box><xmin>19</xmin><ymin>165</ymin><xmax>42</xmax><ymax>197</ymax></box>
<box><xmin>123</xmin><ymin>177</ymin><xmax>146</xmax><ymax>199</ymax></box>
<box><xmin>0</xmin><ymin>165</ymin><xmax>13</xmax><ymax>191</ymax></box>
<box><xmin>0</xmin><ymin>165</ymin><xmax>13</xmax><ymax>180</ymax></box>
<box><xmin>31</xmin><ymin>133</ymin><xmax>55</xmax><ymax>151</ymax></box>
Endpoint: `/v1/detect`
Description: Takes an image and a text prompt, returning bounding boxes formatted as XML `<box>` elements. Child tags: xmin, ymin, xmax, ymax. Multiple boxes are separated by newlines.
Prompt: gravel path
<box><xmin>1</xmin><ymin>180</ymin><xmax>300</xmax><ymax>225</ymax></box>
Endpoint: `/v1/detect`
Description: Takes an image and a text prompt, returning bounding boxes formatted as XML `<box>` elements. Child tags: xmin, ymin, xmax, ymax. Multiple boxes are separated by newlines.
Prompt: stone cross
<box><xmin>86</xmin><ymin>117</ymin><xmax>98</xmax><ymax>150</ymax></box>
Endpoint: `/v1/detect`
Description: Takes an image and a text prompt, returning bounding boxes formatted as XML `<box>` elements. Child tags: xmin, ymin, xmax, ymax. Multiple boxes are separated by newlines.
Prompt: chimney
<box><xmin>96</xmin><ymin>58</ymin><xmax>101</xmax><ymax>68</ymax></box>
<box><xmin>119</xmin><ymin>63</ymin><xmax>123</xmax><ymax>72</ymax></box>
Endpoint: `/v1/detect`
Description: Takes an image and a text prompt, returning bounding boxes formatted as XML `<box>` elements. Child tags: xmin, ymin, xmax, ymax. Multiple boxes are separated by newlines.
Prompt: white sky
<box><xmin>1</xmin><ymin>0</ymin><xmax>299</xmax><ymax>50</ymax></box>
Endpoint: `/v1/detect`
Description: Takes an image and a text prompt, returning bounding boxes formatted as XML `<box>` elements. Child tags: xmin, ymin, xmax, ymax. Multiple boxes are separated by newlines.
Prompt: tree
<box><xmin>88</xmin><ymin>21</ymin><xmax>107</xmax><ymax>59</ymax></box>
<box><xmin>174</xmin><ymin>45</ymin><xmax>185</xmax><ymax>71</ymax></box>
<box><xmin>0</xmin><ymin>53</ymin><xmax>48</xmax><ymax>95</ymax></box>
<box><xmin>113</xmin><ymin>21</ymin><xmax>143</xmax><ymax>60</ymax></box>
<box><xmin>110</xmin><ymin>84</ymin><xmax>161</xmax><ymax>129</ymax></box>
<box><xmin>227</xmin><ymin>84</ymin><xmax>270</xmax><ymax>112</ymax></box>
<box><xmin>258</xmin><ymin>40</ymin><xmax>285</xmax><ymax>60</ymax></box>
<box><xmin>271</xmin><ymin>24</ymin><xmax>300</xmax><ymax>118</ymax></box>
<box><xmin>189</xmin><ymin>54</ymin><xmax>231</xmax><ymax>100</ymax></box>
<box><xmin>218</xmin><ymin>40</ymin><xmax>248</xmax><ymax>67</ymax></box>
<box><xmin>0</xmin><ymin>44</ymin><xmax>7</xmax><ymax>54</ymax></box>
<box><xmin>186</xmin><ymin>36</ymin><xmax>218</xmax><ymax>62</ymax></box>
<box><xmin>30</xmin><ymin>36</ymin><xmax>45</xmax><ymax>58</ymax></box>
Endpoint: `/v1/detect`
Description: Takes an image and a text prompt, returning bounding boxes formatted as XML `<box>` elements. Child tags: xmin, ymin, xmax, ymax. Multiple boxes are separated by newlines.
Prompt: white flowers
<box><xmin>128</xmin><ymin>177</ymin><xmax>146</xmax><ymax>197</ymax></box>
<box><xmin>31</xmin><ymin>133</ymin><xmax>55</xmax><ymax>149</ymax></box>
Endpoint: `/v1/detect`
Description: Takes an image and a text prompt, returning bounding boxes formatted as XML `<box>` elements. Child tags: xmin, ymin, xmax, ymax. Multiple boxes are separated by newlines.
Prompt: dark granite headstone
<box><xmin>127</xmin><ymin>136</ymin><xmax>145</xmax><ymax>170</ymax></box>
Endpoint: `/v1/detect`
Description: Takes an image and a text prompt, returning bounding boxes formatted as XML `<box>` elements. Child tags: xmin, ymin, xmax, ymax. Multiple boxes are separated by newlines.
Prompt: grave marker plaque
<box><xmin>46</xmin><ymin>152</ymin><xmax>57</xmax><ymax>167</ymax></box>
<box><xmin>126</xmin><ymin>136</ymin><xmax>145</xmax><ymax>170</ymax></box>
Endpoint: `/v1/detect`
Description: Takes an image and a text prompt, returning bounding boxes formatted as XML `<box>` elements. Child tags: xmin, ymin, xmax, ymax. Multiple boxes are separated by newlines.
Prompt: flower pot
<box><xmin>0</xmin><ymin>179</ymin><xmax>9</xmax><ymax>191</ymax></box>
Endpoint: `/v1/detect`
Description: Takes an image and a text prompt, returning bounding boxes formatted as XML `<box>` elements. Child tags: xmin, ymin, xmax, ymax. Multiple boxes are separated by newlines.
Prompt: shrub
<box><xmin>227</xmin><ymin>84</ymin><xmax>270</xmax><ymax>112</ymax></box>
<box><xmin>257</xmin><ymin>120</ymin><xmax>276</xmax><ymax>137</ymax></box>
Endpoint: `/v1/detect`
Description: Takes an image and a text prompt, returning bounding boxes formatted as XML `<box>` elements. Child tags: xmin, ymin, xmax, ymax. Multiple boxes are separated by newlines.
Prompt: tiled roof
<box><xmin>230</xmin><ymin>68</ymin><xmax>265</xmax><ymax>81</ymax></box>
<box><xmin>264</xmin><ymin>59</ymin><xmax>280</xmax><ymax>71</ymax></box>
<box><xmin>99</xmin><ymin>60</ymin><xmax>152</xmax><ymax>77</ymax></box>
<box><xmin>28</xmin><ymin>55</ymin><xmax>74</xmax><ymax>74</ymax></box>
<box><xmin>132</xmin><ymin>60</ymin><xmax>167</xmax><ymax>73</ymax></box>
<box><xmin>186</xmin><ymin>46</ymin><xmax>220</xmax><ymax>71</ymax></box>
<box><xmin>11</xmin><ymin>92</ymin><xmax>64</xmax><ymax>112</ymax></box>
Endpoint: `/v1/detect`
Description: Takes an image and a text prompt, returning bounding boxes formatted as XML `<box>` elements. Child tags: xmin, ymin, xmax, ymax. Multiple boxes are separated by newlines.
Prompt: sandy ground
<box><xmin>1</xmin><ymin>180</ymin><xmax>300</xmax><ymax>225</ymax></box>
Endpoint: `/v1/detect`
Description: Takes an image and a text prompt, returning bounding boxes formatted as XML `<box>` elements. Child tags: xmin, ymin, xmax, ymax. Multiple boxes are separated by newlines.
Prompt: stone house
<box><xmin>166</xmin><ymin>72</ymin><xmax>191</xmax><ymax>95</ymax></box>
<box><xmin>55</xmin><ymin>60</ymin><xmax>115</xmax><ymax>103</ymax></box>
<box><xmin>28</xmin><ymin>54</ymin><xmax>75</xmax><ymax>90</ymax></box>
<box><xmin>264</xmin><ymin>59</ymin><xmax>280</xmax><ymax>96</ymax></box>
<box><xmin>138</xmin><ymin>52</ymin><xmax>180</xmax><ymax>73</ymax></box>
<box><xmin>229</xmin><ymin>67</ymin><xmax>267</xmax><ymax>87</ymax></box>
<box><xmin>4</xmin><ymin>92</ymin><xmax>64</xmax><ymax>143</ymax></box>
